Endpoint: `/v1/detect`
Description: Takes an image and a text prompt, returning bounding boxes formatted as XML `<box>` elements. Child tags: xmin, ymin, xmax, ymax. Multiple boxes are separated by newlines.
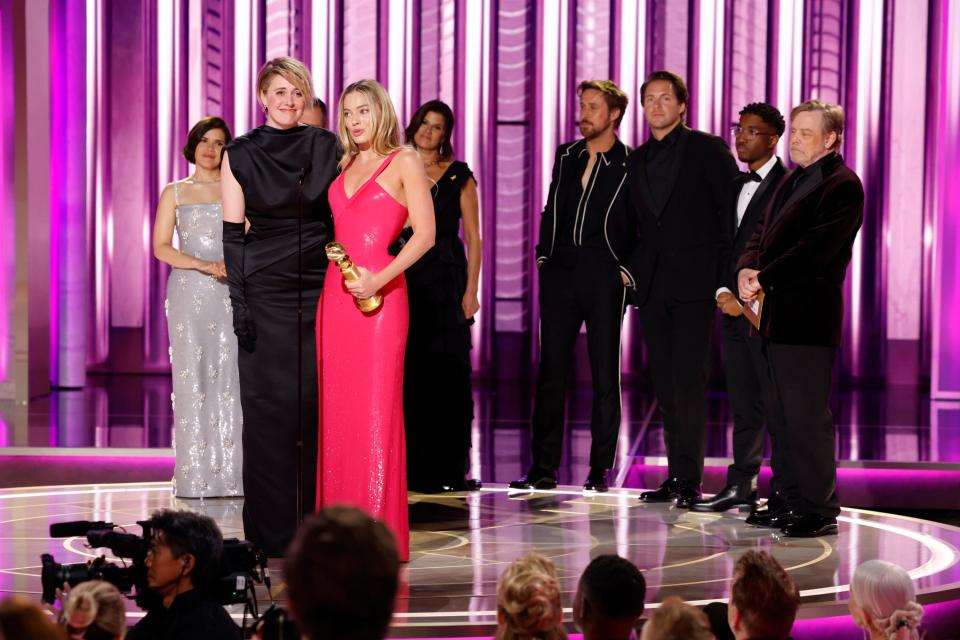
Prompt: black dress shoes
<box><xmin>639</xmin><ymin>477</ymin><xmax>702</xmax><ymax>507</ymax></box>
<box><xmin>780</xmin><ymin>513</ymin><xmax>838</xmax><ymax>537</ymax></box>
<box><xmin>509</xmin><ymin>468</ymin><xmax>557</xmax><ymax>491</ymax></box>
<box><xmin>746</xmin><ymin>506</ymin><xmax>800</xmax><ymax>528</ymax></box>
<box><xmin>674</xmin><ymin>482</ymin><xmax>703</xmax><ymax>509</ymax></box>
<box><xmin>441</xmin><ymin>478</ymin><xmax>483</xmax><ymax>492</ymax></box>
<box><xmin>583</xmin><ymin>468</ymin><xmax>610</xmax><ymax>493</ymax></box>
<box><xmin>690</xmin><ymin>485</ymin><xmax>758</xmax><ymax>512</ymax></box>
<box><xmin>639</xmin><ymin>477</ymin><xmax>681</xmax><ymax>502</ymax></box>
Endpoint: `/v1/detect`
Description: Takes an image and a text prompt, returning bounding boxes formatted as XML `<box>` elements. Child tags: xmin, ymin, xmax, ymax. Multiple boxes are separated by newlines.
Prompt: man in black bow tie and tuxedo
<box><xmin>737</xmin><ymin>100</ymin><xmax>864</xmax><ymax>537</ymax></box>
<box><xmin>691</xmin><ymin>103</ymin><xmax>788</xmax><ymax>513</ymax></box>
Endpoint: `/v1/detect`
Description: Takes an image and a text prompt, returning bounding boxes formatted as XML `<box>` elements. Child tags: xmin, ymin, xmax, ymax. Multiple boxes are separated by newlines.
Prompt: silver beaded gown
<box><xmin>165</xmin><ymin>182</ymin><xmax>243</xmax><ymax>498</ymax></box>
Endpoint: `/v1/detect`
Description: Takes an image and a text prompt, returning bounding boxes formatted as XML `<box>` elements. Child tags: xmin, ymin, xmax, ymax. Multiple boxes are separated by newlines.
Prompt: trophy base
<box><xmin>356</xmin><ymin>296</ymin><xmax>383</xmax><ymax>313</ymax></box>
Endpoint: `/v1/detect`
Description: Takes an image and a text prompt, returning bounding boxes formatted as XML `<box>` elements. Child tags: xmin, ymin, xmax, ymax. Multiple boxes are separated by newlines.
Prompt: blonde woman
<box><xmin>63</xmin><ymin>580</ymin><xmax>126</xmax><ymax>639</ymax></box>
<box><xmin>220</xmin><ymin>56</ymin><xmax>341</xmax><ymax>557</ymax></box>
<box><xmin>849</xmin><ymin>560</ymin><xmax>924</xmax><ymax>640</ymax></box>
<box><xmin>496</xmin><ymin>553</ymin><xmax>567</xmax><ymax>640</ymax></box>
<box><xmin>316</xmin><ymin>79</ymin><xmax>435</xmax><ymax>563</ymax></box>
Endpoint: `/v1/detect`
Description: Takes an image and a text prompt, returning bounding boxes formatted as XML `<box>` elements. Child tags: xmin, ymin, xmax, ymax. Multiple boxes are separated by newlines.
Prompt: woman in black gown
<box><xmin>395</xmin><ymin>100</ymin><xmax>482</xmax><ymax>492</ymax></box>
<box><xmin>221</xmin><ymin>57</ymin><xmax>340</xmax><ymax>556</ymax></box>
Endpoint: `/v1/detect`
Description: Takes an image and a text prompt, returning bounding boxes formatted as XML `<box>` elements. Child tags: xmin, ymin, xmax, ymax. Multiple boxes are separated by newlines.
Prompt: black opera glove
<box><xmin>222</xmin><ymin>221</ymin><xmax>256</xmax><ymax>353</ymax></box>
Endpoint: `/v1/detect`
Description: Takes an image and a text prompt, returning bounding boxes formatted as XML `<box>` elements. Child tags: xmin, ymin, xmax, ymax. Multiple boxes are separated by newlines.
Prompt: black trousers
<box><xmin>721</xmin><ymin>316</ymin><xmax>784</xmax><ymax>493</ymax></box>
<box><xmin>531</xmin><ymin>250</ymin><xmax>626</xmax><ymax>472</ymax></box>
<box><xmin>764</xmin><ymin>341</ymin><xmax>840</xmax><ymax>517</ymax></box>
<box><xmin>639</xmin><ymin>291</ymin><xmax>714</xmax><ymax>483</ymax></box>
<box><xmin>238</xmin><ymin>252</ymin><xmax>323</xmax><ymax>558</ymax></box>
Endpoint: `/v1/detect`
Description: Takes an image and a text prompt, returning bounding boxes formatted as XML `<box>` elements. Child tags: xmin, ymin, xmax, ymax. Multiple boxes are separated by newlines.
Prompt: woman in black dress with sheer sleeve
<box><xmin>396</xmin><ymin>101</ymin><xmax>482</xmax><ymax>492</ymax></box>
<box><xmin>221</xmin><ymin>58</ymin><xmax>339</xmax><ymax>556</ymax></box>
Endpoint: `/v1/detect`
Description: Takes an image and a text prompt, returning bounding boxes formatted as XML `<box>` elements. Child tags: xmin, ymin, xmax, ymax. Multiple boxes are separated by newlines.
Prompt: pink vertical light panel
<box><xmin>86</xmin><ymin>0</ymin><xmax>110</xmax><ymax>366</ymax></box>
<box><xmin>883</xmin><ymin>0</ymin><xmax>928</xmax><ymax>384</ymax></box>
<box><xmin>724</xmin><ymin>0</ymin><xmax>769</xmax><ymax>159</ymax></box>
<box><xmin>930</xmin><ymin>0</ymin><xmax>960</xmax><ymax>399</ymax></box>
<box><xmin>108</xmin><ymin>0</ymin><xmax>147</xmax><ymax>330</ymax></box>
<box><xmin>341</xmin><ymin>0</ymin><xmax>378</xmax><ymax>86</ymax></box>
<box><xmin>49</xmin><ymin>0</ymin><xmax>88</xmax><ymax>387</ymax></box>
<box><xmin>0</xmin><ymin>0</ymin><xmax>12</xmax><ymax>390</ymax></box>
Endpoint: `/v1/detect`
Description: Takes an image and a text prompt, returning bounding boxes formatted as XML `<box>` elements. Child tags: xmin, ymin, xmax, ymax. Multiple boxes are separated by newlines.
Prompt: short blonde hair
<box><xmin>64</xmin><ymin>580</ymin><xmax>127</xmax><ymax>637</ymax></box>
<box><xmin>256</xmin><ymin>57</ymin><xmax>315</xmax><ymax>106</ymax></box>
<box><xmin>642</xmin><ymin>597</ymin><xmax>712</xmax><ymax>640</ymax></box>
<box><xmin>337</xmin><ymin>79</ymin><xmax>402</xmax><ymax>168</ymax></box>
<box><xmin>496</xmin><ymin>553</ymin><xmax>567</xmax><ymax>640</ymax></box>
<box><xmin>791</xmin><ymin>99</ymin><xmax>845</xmax><ymax>150</ymax></box>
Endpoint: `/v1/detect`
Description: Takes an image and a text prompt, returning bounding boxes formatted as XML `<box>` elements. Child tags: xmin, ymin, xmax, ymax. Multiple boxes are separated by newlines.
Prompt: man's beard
<box><xmin>580</xmin><ymin>120</ymin><xmax>610</xmax><ymax>140</ymax></box>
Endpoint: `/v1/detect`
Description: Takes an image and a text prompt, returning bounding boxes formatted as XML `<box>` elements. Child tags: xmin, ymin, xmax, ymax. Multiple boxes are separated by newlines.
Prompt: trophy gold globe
<box><xmin>325</xmin><ymin>241</ymin><xmax>383</xmax><ymax>312</ymax></box>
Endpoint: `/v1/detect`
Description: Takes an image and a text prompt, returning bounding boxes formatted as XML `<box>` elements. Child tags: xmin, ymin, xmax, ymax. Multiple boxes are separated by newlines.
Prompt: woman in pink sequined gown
<box><xmin>317</xmin><ymin>80</ymin><xmax>435</xmax><ymax>561</ymax></box>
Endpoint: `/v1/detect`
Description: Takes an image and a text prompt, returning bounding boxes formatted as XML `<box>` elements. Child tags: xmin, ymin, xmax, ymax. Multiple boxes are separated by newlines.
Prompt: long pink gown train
<box><xmin>317</xmin><ymin>150</ymin><xmax>410</xmax><ymax>561</ymax></box>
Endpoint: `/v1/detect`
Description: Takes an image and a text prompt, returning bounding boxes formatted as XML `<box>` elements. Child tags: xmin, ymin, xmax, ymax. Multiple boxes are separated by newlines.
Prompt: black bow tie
<box><xmin>745</xmin><ymin>171</ymin><xmax>762</xmax><ymax>183</ymax></box>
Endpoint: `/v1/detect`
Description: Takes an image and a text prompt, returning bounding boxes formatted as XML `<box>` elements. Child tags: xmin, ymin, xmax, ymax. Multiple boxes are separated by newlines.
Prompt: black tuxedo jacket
<box><xmin>624</xmin><ymin>126</ymin><xmax>738</xmax><ymax>307</ymax></box>
<box><xmin>736</xmin><ymin>153</ymin><xmax>864</xmax><ymax>347</ymax></box>
<box><xmin>719</xmin><ymin>158</ymin><xmax>789</xmax><ymax>294</ymax></box>
<box><xmin>536</xmin><ymin>138</ymin><xmax>639</xmax><ymax>302</ymax></box>
<box><xmin>535</xmin><ymin>138</ymin><xmax>637</xmax><ymax>267</ymax></box>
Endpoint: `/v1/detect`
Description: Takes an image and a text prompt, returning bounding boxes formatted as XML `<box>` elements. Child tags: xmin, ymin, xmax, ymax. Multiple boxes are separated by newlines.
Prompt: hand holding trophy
<box><xmin>325</xmin><ymin>241</ymin><xmax>383</xmax><ymax>312</ymax></box>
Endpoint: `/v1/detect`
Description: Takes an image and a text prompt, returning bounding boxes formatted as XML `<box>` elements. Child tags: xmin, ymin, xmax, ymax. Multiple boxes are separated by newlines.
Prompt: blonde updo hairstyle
<box><xmin>256</xmin><ymin>57</ymin><xmax>315</xmax><ymax>113</ymax></box>
<box><xmin>337</xmin><ymin>79</ymin><xmax>403</xmax><ymax>169</ymax></box>
<box><xmin>850</xmin><ymin>560</ymin><xmax>924</xmax><ymax>640</ymax></box>
<box><xmin>64</xmin><ymin>580</ymin><xmax>127</xmax><ymax>638</ymax></box>
<box><xmin>496</xmin><ymin>553</ymin><xmax>567</xmax><ymax>640</ymax></box>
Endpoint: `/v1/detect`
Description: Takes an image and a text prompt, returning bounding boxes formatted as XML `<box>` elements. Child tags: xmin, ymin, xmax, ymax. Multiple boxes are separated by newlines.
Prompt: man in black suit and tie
<box><xmin>623</xmin><ymin>71</ymin><xmax>738</xmax><ymax>507</ymax></box>
<box><xmin>692</xmin><ymin>103</ymin><xmax>788</xmax><ymax>513</ymax></box>
<box><xmin>737</xmin><ymin>100</ymin><xmax>864</xmax><ymax>537</ymax></box>
<box><xmin>511</xmin><ymin>81</ymin><xmax>638</xmax><ymax>493</ymax></box>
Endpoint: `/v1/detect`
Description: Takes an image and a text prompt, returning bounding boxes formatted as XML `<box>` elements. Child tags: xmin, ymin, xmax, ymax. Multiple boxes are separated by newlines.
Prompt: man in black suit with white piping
<box><xmin>511</xmin><ymin>80</ymin><xmax>637</xmax><ymax>494</ymax></box>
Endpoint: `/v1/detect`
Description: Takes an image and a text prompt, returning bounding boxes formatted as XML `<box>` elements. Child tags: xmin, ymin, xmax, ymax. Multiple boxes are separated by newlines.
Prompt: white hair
<box><xmin>851</xmin><ymin>560</ymin><xmax>924</xmax><ymax>640</ymax></box>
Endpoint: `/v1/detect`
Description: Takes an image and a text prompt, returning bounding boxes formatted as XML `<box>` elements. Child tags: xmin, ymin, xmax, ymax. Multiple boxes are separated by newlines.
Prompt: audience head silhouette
<box><xmin>640</xmin><ymin>596</ymin><xmax>712</xmax><ymax>640</ymax></box>
<box><xmin>284</xmin><ymin>505</ymin><xmax>400</xmax><ymax>640</ymax></box>
<box><xmin>573</xmin><ymin>554</ymin><xmax>646</xmax><ymax>640</ymax></box>
<box><xmin>728</xmin><ymin>550</ymin><xmax>800</xmax><ymax>640</ymax></box>
<box><xmin>496</xmin><ymin>553</ymin><xmax>567</xmax><ymax>640</ymax></box>
<box><xmin>850</xmin><ymin>560</ymin><xmax>923</xmax><ymax>640</ymax></box>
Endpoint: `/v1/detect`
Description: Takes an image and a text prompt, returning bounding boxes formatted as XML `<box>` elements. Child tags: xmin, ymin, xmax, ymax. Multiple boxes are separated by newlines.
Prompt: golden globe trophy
<box><xmin>325</xmin><ymin>241</ymin><xmax>383</xmax><ymax>313</ymax></box>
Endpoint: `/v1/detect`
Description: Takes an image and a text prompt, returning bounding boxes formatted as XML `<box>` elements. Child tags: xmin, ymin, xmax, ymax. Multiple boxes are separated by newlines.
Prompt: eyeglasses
<box><xmin>730</xmin><ymin>125</ymin><xmax>777</xmax><ymax>138</ymax></box>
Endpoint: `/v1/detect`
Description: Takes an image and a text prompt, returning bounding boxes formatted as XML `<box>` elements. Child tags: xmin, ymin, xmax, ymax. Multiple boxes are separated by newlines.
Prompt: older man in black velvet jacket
<box><xmin>737</xmin><ymin>99</ymin><xmax>864</xmax><ymax>537</ymax></box>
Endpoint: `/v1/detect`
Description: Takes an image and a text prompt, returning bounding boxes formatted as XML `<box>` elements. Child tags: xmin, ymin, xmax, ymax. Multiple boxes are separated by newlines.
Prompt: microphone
<box><xmin>298</xmin><ymin>165</ymin><xmax>311</xmax><ymax>185</ymax></box>
<box><xmin>50</xmin><ymin>520</ymin><xmax>114</xmax><ymax>538</ymax></box>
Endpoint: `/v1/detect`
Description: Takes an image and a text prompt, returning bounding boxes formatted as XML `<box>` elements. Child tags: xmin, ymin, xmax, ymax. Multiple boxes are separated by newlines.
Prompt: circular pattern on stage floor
<box><xmin>1</xmin><ymin>482</ymin><xmax>958</xmax><ymax>636</ymax></box>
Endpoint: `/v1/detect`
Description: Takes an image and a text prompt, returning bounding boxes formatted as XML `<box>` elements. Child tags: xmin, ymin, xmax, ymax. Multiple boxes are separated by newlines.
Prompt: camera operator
<box><xmin>127</xmin><ymin>510</ymin><xmax>240</xmax><ymax>640</ymax></box>
<box><xmin>282</xmin><ymin>506</ymin><xmax>399</xmax><ymax>640</ymax></box>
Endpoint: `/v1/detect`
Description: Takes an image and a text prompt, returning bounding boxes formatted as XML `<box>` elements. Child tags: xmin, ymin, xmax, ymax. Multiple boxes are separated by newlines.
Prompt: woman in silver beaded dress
<box><xmin>152</xmin><ymin>116</ymin><xmax>243</xmax><ymax>498</ymax></box>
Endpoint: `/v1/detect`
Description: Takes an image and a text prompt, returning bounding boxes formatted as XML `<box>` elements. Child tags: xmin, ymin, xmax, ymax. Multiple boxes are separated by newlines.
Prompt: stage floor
<box><xmin>2</xmin><ymin>481</ymin><xmax>959</xmax><ymax>638</ymax></box>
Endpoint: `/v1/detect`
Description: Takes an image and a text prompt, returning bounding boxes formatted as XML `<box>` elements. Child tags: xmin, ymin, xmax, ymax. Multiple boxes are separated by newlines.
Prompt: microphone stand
<box><xmin>296</xmin><ymin>167</ymin><xmax>305</xmax><ymax>526</ymax></box>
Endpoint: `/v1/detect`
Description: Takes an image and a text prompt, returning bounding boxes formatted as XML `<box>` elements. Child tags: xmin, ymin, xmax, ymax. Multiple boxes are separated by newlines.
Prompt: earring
<box><xmin>263</xmin><ymin>105</ymin><xmax>268</xmax><ymax>115</ymax></box>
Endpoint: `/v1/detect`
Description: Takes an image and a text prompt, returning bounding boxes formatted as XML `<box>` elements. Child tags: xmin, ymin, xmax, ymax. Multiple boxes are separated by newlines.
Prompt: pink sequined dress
<box><xmin>317</xmin><ymin>150</ymin><xmax>410</xmax><ymax>560</ymax></box>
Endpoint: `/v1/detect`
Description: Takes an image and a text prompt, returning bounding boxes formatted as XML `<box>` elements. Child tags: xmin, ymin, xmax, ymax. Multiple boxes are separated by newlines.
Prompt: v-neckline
<box><xmin>342</xmin><ymin>152</ymin><xmax>397</xmax><ymax>201</ymax></box>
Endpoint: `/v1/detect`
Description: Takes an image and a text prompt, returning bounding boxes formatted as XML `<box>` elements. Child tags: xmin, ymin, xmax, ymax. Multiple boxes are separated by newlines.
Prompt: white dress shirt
<box><xmin>717</xmin><ymin>155</ymin><xmax>779</xmax><ymax>300</ymax></box>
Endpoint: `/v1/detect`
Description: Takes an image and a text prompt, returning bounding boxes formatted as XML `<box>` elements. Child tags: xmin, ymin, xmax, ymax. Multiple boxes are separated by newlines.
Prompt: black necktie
<box><xmin>745</xmin><ymin>171</ymin><xmax>762</xmax><ymax>182</ymax></box>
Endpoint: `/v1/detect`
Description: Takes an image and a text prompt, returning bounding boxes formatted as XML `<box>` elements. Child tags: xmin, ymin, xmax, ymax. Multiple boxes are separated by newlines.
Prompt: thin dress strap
<box><xmin>370</xmin><ymin>149</ymin><xmax>403</xmax><ymax>182</ymax></box>
<box><xmin>173</xmin><ymin>181</ymin><xmax>180</xmax><ymax>207</ymax></box>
